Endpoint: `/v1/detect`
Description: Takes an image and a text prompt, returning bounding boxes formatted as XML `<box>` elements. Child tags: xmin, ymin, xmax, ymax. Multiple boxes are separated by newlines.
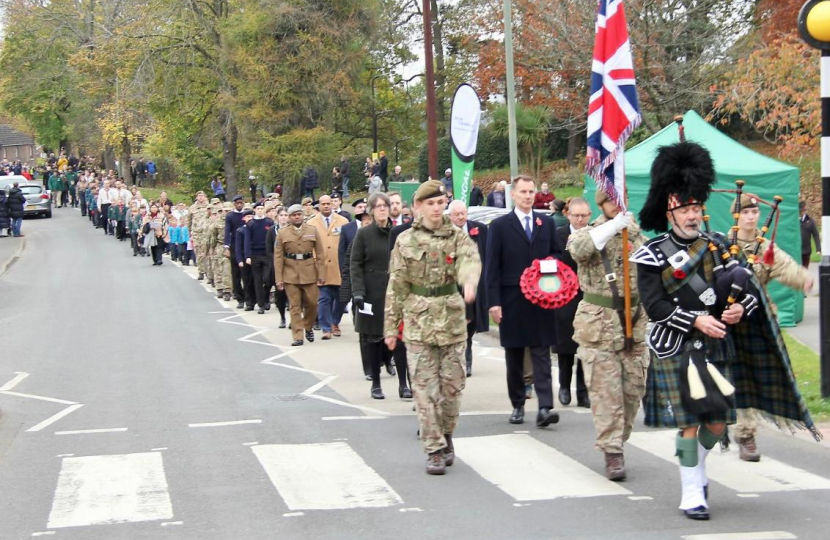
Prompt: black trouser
<box><xmin>80</xmin><ymin>196</ymin><xmax>87</xmax><ymax>216</ymax></box>
<box><xmin>60</xmin><ymin>191</ymin><xmax>68</xmax><ymax>207</ymax></box>
<box><xmin>131</xmin><ymin>232</ymin><xmax>140</xmax><ymax>255</ymax></box>
<box><xmin>116</xmin><ymin>221</ymin><xmax>126</xmax><ymax>240</ymax></box>
<box><xmin>505</xmin><ymin>346</ymin><xmax>553</xmax><ymax>410</ymax></box>
<box><xmin>151</xmin><ymin>240</ymin><xmax>165</xmax><ymax>264</ymax></box>
<box><xmin>230</xmin><ymin>248</ymin><xmax>244</xmax><ymax>301</ymax></box>
<box><xmin>558</xmin><ymin>353</ymin><xmax>587</xmax><ymax>397</ymax></box>
<box><xmin>465</xmin><ymin>322</ymin><xmax>476</xmax><ymax>371</ymax></box>
<box><xmin>392</xmin><ymin>341</ymin><xmax>409</xmax><ymax>389</ymax></box>
<box><xmin>240</xmin><ymin>263</ymin><xmax>255</xmax><ymax>307</ymax></box>
<box><xmin>100</xmin><ymin>204</ymin><xmax>111</xmax><ymax>233</ymax></box>
<box><xmin>275</xmin><ymin>288</ymin><xmax>288</xmax><ymax>319</ymax></box>
<box><xmin>70</xmin><ymin>189</ymin><xmax>78</xmax><ymax>207</ymax></box>
<box><xmin>250</xmin><ymin>254</ymin><xmax>271</xmax><ymax>309</ymax></box>
<box><xmin>360</xmin><ymin>336</ymin><xmax>385</xmax><ymax>388</ymax></box>
<box><xmin>217</xmin><ymin>193</ymin><xmax>226</xmax><ymax>202</ymax></box>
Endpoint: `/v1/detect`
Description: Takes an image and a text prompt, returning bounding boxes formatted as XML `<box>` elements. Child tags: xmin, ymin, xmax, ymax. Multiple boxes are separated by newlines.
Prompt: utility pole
<box><xmin>423</xmin><ymin>0</ymin><xmax>439</xmax><ymax>180</ymax></box>
<box><xmin>371</xmin><ymin>75</ymin><xmax>382</xmax><ymax>155</ymax></box>
<box><xmin>503</xmin><ymin>0</ymin><xmax>518</xmax><ymax>210</ymax></box>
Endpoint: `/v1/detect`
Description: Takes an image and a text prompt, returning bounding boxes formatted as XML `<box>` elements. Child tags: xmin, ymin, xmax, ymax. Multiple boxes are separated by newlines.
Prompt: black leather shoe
<box><xmin>244</xmin><ymin>306</ymin><xmax>254</xmax><ymax>312</ymax></box>
<box><xmin>559</xmin><ymin>387</ymin><xmax>572</xmax><ymax>406</ymax></box>
<box><xmin>305</xmin><ymin>330</ymin><xmax>315</xmax><ymax>342</ymax></box>
<box><xmin>371</xmin><ymin>386</ymin><xmax>385</xmax><ymax>400</ymax></box>
<box><xmin>291</xmin><ymin>340</ymin><xmax>303</xmax><ymax>346</ymax></box>
<box><xmin>682</xmin><ymin>506</ymin><xmax>709</xmax><ymax>520</ymax></box>
<box><xmin>386</xmin><ymin>364</ymin><xmax>396</xmax><ymax>376</ymax></box>
<box><xmin>257</xmin><ymin>308</ymin><xmax>265</xmax><ymax>314</ymax></box>
<box><xmin>509</xmin><ymin>407</ymin><xmax>525</xmax><ymax>424</ymax></box>
<box><xmin>279</xmin><ymin>319</ymin><xmax>286</xmax><ymax>329</ymax></box>
<box><xmin>466</xmin><ymin>365</ymin><xmax>472</xmax><ymax>377</ymax></box>
<box><xmin>399</xmin><ymin>387</ymin><xmax>412</xmax><ymax>399</ymax></box>
<box><xmin>577</xmin><ymin>392</ymin><xmax>591</xmax><ymax>408</ymax></box>
<box><xmin>237</xmin><ymin>302</ymin><xmax>244</xmax><ymax>309</ymax></box>
<box><xmin>536</xmin><ymin>408</ymin><xmax>560</xmax><ymax>428</ymax></box>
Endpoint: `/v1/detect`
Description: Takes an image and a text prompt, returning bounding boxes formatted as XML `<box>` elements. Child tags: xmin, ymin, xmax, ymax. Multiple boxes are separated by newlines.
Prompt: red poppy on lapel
<box><xmin>535</xmin><ymin>217</ymin><xmax>542</xmax><ymax>227</ymax></box>
<box><xmin>673</xmin><ymin>269</ymin><xmax>687</xmax><ymax>279</ymax></box>
<box><xmin>446</xmin><ymin>254</ymin><xmax>455</xmax><ymax>264</ymax></box>
<box><xmin>469</xmin><ymin>227</ymin><xmax>479</xmax><ymax>237</ymax></box>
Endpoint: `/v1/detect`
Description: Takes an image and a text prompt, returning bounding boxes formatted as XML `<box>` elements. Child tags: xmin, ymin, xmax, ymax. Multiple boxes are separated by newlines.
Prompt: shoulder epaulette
<box><xmin>630</xmin><ymin>233</ymin><xmax>669</xmax><ymax>267</ymax></box>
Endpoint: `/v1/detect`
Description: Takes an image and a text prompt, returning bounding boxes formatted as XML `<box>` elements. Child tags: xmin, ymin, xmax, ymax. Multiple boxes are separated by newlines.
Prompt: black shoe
<box><xmin>244</xmin><ymin>306</ymin><xmax>254</xmax><ymax>312</ymax></box>
<box><xmin>264</xmin><ymin>304</ymin><xmax>270</xmax><ymax>311</ymax></box>
<box><xmin>223</xmin><ymin>293</ymin><xmax>232</xmax><ymax>301</ymax></box>
<box><xmin>216</xmin><ymin>291</ymin><xmax>224</xmax><ymax>299</ymax></box>
<box><xmin>682</xmin><ymin>506</ymin><xmax>709</xmax><ymax>520</ymax></box>
<box><xmin>313</xmin><ymin>324</ymin><xmax>321</xmax><ymax>331</ymax></box>
<box><xmin>399</xmin><ymin>387</ymin><xmax>412</xmax><ymax>399</ymax></box>
<box><xmin>291</xmin><ymin>340</ymin><xmax>303</xmax><ymax>346</ymax></box>
<box><xmin>576</xmin><ymin>392</ymin><xmax>591</xmax><ymax>408</ymax></box>
<box><xmin>509</xmin><ymin>407</ymin><xmax>525</xmax><ymax>424</ymax></box>
<box><xmin>371</xmin><ymin>386</ymin><xmax>385</xmax><ymax>399</ymax></box>
<box><xmin>279</xmin><ymin>319</ymin><xmax>286</xmax><ymax>329</ymax></box>
<box><xmin>257</xmin><ymin>308</ymin><xmax>265</xmax><ymax>314</ymax></box>
<box><xmin>536</xmin><ymin>408</ymin><xmax>560</xmax><ymax>428</ymax></box>
<box><xmin>443</xmin><ymin>434</ymin><xmax>455</xmax><ymax>467</ymax></box>
<box><xmin>305</xmin><ymin>330</ymin><xmax>314</xmax><ymax>342</ymax></box>
<box><xmin>236</xmin><ymin>302</ymin><xmax>244</xmax><ymax>309</ymax></box>
<box><xmin>133</xmin><ymin>252</ymin><xmax>137</xmax><ymax>257</ymax></box>
<box><xmin>559</xmin><ymin>387</ymin><xmax>572</xmax><ymax>406</ymax></box>
<box><xmin>198</xmin><ymin>273</ymin><xmax>205</xmax><ymax>280</ymax></box>
<box><xmin>386</xmin><ymin>364</ymin><xmax>396</xmax><ymax>377</ymax></box>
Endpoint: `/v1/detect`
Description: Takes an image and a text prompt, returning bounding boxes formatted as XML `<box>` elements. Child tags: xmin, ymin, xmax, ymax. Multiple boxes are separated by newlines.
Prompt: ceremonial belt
<box><xmin>410</xmin><ymin>283</ymin><xmax>457</xmax><ymax>297</ymax></box>
<box><xmin>582</xmin><ymin>292</ymin><xmax>639</xmax><ymax>310</ymax></box>
<box><xmin>599</xmin><ymin>247</ymin><xmax>642</xmax><ymax>329</ymax></box>
<box><xmin>284</xmin><ymin>252</ymin><xmax>313</xmax><ymax>260</ymax></box>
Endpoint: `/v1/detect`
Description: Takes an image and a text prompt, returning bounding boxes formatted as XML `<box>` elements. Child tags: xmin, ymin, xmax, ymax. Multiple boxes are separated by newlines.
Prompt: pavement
<box><xmin>0</xmin><ymin>210</ymin><xmax>829</xmax><ymax>540</ymax></box>
<box><xmin>0</xmin><ymin>232</ymin><xmax>25</xmax><ymax>277</ymax></box>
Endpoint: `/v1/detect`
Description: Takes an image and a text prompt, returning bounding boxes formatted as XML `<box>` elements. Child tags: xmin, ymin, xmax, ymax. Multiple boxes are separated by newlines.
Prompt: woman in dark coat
<box><xmin>0</xmin><ymin>190</ymin><xmax>10</xmax><ymax>236</ymax></box>
<box><xmin>554</xmin><ymin>222</ymin><xmax>588</xmax><ymax>407</ymax></box>
<box><xmin>350</xmin><ymin>193</ymin><xmax>410</xmax><ymax>399</ymax></box>
<box><xmin>7</xmin><ymin>184</ymin><xmax>26</xmax><ymax>237</ymax></box>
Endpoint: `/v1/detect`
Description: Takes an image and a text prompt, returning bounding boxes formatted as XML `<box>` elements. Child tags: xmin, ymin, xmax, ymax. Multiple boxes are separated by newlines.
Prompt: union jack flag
<box><xmin>586</xmin><ymin>0</ymin><xmax>640</xmax><ymax>211</ymax></box>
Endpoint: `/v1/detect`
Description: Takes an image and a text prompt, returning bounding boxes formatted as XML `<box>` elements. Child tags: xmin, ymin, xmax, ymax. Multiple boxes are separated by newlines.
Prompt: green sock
<box><xmin>675</xmin><ymin>432</ymin><xmax>699</xmax><ymax>467</ymax></box>
<box><xmin>698</xmin><ymin>425</ymin><xmax>723</xmax><ymax>450</ymax></box>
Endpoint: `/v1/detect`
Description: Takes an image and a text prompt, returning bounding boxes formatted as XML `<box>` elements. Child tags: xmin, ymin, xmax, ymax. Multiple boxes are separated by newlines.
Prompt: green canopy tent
<box><xmin>584</xmin><ymin>110</ymin><xmax>803</xmax><ymax>326</ymax></box>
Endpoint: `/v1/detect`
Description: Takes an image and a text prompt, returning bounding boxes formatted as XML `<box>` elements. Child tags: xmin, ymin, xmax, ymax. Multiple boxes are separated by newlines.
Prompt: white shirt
<box><xmin>391</xmin><ymin>215</ymin><xmax>403</xmax><ymax>227</ymax></box>
<box><xmin>98</xmin><ymin>188</ymin><xmax>114</xmax><ymax>206</ymax></box>
<box><xmin>514</xmin><ymin>207</ymin><xmax>534</xmax><ymax>234</ymax></box>
<box><xmin>118</xmin><ymin>189</ymin><xmax>132</xmax><ymax>206</ymax></box>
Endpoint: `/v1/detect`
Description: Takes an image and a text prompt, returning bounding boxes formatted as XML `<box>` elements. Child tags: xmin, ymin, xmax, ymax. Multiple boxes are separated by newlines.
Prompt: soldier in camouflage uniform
<box><xmin>567</xmin><ymin>190</ymin><xmax>649</xmax><ymax>481</ymax></box>
<box><xmin>732</xmin><ymin>193</ymin><xmax>813</xmax><ymax>461</ymax></box>
<box><xmin>204</xmin><ymin>198</ymin><xmax>222</xmax><ymax>286</ymax></box>
<box><xmin>207</xmin><ymin>201</ymin><xmax>230</xmax><ymax>299</ymax></box>
<box><xmin>384</xmin><ymin>180</ymin><xmax>481</xmax><ymax>475</ymax></box>
<box><xmin>187</xmin><ymin>191</ymin><xmax>211</xmax><ymax>281</ymax></box>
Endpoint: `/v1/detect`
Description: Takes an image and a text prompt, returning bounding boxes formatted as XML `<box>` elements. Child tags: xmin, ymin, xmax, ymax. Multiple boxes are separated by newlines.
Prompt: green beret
<box><xmin>414</xmin><ymin>180</ymin><xmax>447</xmax><ymax>202</ymax></box>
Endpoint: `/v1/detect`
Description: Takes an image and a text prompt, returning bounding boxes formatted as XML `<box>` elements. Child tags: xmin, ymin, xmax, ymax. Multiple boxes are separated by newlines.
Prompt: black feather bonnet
<box><xmin>639</xmin><ymin>142</ymin><xmax>716</xmax><ymax>232</ymax></box>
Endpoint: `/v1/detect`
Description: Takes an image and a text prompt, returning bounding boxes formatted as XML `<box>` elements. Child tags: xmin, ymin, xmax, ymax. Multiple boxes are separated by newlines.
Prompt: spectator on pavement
<box><xmin>7</xmin><ymin>182</ymin><xmax>26</xmax><ymax>237</ymax></box>
<box><xmin>533</xmin><ymin>182</ymin><xmax>555</xmax><ymax>210</ymax></box>
<box><xmin>800</xmin><ymin>200</ymin><xmax>821</xmax><ymax>267</ymax></box>
<box><xmin>486</xmin><ymin>181</ymin><xmax>507</xmax><ymax>208</ymax></box>
<box><xmin>0</xmin><ymin>189</ymin><xmax>9</xmax><ymax>237</ymax></box>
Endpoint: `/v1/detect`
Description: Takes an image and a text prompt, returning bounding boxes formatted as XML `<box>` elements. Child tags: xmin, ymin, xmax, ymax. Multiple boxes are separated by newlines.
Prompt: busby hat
<box><xmin>639</xmin><ymin>142</ymin><xmax>716</xmax><ymax>232</ymax></box>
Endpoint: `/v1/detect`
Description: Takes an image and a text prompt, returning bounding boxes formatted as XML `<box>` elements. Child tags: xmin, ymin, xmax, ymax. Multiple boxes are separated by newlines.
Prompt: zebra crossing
<box><xmin>39</xmin><ymin>430</ymin><xmax>830</xmax><ymax>533</ymax></box>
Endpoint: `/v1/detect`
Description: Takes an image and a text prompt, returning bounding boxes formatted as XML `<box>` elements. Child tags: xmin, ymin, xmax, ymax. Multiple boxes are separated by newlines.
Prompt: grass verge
<box><xmin>784</xmin><ymin>332</ymin><xmax>830</xmax><ymax>422</ymax></box>
<box><xmin>139</xmin><ymin>186</ymin><xmax>194</xmax><ymax>205</ymax></box>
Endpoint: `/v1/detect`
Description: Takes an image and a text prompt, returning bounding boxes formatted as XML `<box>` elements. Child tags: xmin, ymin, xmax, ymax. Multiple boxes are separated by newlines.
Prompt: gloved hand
<box><xmin>589</xmin><ymin>212</ymin><xmax>632</xmax><ymax>250</ymax></box>
<box><xmin>353</xmin><ymin>295</ymin><xmax>365</xmax><ymax>310</ymax></box>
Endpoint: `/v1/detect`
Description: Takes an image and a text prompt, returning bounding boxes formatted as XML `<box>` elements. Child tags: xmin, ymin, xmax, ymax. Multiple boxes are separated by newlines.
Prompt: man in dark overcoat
<box><xmin>485</xmin><ymin>175</ymin><xmax>559</xmax><ymax>427</ymax></box>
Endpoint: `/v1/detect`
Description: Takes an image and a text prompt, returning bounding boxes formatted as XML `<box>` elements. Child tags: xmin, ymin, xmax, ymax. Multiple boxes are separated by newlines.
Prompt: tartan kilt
<box><xmin>644</xmin><ymin>332</ymin><xmax>736</xmax><ymax>429</ymax></box>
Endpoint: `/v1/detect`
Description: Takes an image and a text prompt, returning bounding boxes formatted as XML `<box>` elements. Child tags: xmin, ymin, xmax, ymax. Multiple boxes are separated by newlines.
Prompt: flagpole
<box><xmin>618</xmin><ymin>148</ymin><xmax>634</xmax><ymax>351</ymax></box>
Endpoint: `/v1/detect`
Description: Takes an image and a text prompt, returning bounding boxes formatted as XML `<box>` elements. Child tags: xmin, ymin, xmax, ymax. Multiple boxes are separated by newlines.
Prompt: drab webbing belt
<box><xmin>284</xmin><ymin>252</ymin><xmax>313</xmax><ymax>260</ymax></box>
<box><xmin>410</xmin><ymin>283</ymin><xmax>458</xmax><ymax>297</ymax></box>
<box><xmin>582</xmin><ymin>292</ymin><xmax>639</xmax><ymax>310</ymax></box>
<box><xmin>599</xmin><ymin>247</ymin><xmax>642</xmax><ymax>328</ymax></box>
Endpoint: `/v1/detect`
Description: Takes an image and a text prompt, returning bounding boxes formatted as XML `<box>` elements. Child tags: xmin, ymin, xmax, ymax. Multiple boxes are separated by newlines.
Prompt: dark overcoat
<box><xmin>338</xmin><ymin>220</ymin><xmax>359</xmax><ymax>273</ymax></box>
<box><xmin>0</xmin><ymin>191</ymin><xmax>10</xmax><ymax>230</ymax></box>
<box><xmin>350</xmin><ymin>221</ymin><xmax>392</xmax><ymax>337</ymax></box>
<box><xmin>466</xmin><ymin>219</ymin><xmax>489</xmax><ymax>334</ymax></box>
<box><xmin>552</xmin><ymin>224</ymin><xmax>582</xmax><ymax>355</ymax></box>
<box><xmin>7</xmin><ymin>187</ymin><xmax>25</xmax><ymax>218</ymax></box>
<box><xmin>485</xmin><ymin>210</ymin><xmax>559</xmax><ymax>348</ymax></box>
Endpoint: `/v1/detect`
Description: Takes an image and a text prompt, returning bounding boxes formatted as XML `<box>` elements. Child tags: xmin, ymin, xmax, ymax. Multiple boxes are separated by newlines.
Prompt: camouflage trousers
<box><xmin>734</xmin><ymin>409</ymin><xmax>757</xmax><ymax>439</ymax></box>
<box><xmin>408</xmin><ymin>341</ymin><xmax>467</xmax><ymax>454</ymax></box>
<box><xmin>193</xmin><ymin>237</ymin><xmax>208</xmax><ymax>275</ymax></box>
<box><xmin>578</xmin><ymin>344</ymin><xmax>649</xmax><ymax>454</ymax></box>
<box><xmin>210</xmin><ymin>252</ymin><xmax>230</xmax><ymax>291</ymax></box>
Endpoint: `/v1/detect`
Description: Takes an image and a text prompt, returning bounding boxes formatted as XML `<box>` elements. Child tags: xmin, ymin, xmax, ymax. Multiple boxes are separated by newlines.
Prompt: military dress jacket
<box><xmin>385</xmin><ymin>215</ymin><xmax>481</xmax><ymax>346</ymax></box>
<box><xmin>274</xmin><ymin>223</ymin><xmax>325</xmax><ymax>285</ymax></box>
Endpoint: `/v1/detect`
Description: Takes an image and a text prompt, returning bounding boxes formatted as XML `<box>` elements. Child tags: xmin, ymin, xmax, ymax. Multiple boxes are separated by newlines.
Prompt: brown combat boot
<box><xmin>426</xmin><ymin>451</ymin><xmax>446</xmax><ymax>475</ymax></box>
<box><xmin>443</xmin><ymin>434</ymin><xmax>455</xmax><ymax>467</ymax></box>
<box><xmin>604</xmin><ymin>452</ymin><xmax>626</xmax><ymax>481</ymax></box>
<box><xmin>736</xmin><ymin>436</ymin><xmax>761</xmax><ymax>462</ymax></box>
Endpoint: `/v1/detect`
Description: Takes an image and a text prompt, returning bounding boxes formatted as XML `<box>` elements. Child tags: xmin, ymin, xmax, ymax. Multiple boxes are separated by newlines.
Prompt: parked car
<box><xmin>19</xmin><ymin>182</ymin><xmax>52</xmax><ymax>218</ymax></box>
<box><xmin>0</xmin><ymin>175</ymin><xmax>31</xmax><ymax>192</ymax></box>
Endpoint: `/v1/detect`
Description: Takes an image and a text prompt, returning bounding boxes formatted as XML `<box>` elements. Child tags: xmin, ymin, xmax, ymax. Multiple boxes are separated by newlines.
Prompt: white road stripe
<box><xmin>321</xmin><ymin>416</ymin><xmax>387</xmax><ymax>421</ymax></box>
<box><xmin>681</xmin><ymin>532</ymin><xmax>797</xmax><ymax>540</ymax></box>
<box><xmin>47</xmin><ymin>452</ymin><xmax>173</xmax><ymax>528</ymax></box>
<box><xmin>188</xmin><ymin>419</ymin><xmax>261</xmax><ymax>428</ymax></box>
<box><xmin>628</xmin><ymin>431</ymin><xmax>830</xmax><ymax>493</ymax></box>
<box><xmin>0</xmin><ymin>371</ymin><xmax>29</xmax><ymax>391</ymax></box>
<box><xmin>1</xmin><ymin>391</ymin><xmax>77</xmax><ymax>405</ymax></box>
<box><xmin>305</xmin><ymin>394</ymin><xmax>390</xmax><ymax>417</ymax></box>
<box><xmin>55</xmin><ymin>428</ymin><xmax>128</xmax><ymax>435</ymax></box>
<box><xmin>301</xmin><ymin>375</ymin><xmax>338</xmax><ymax>396</ymax></box>
<box><xmin>453</xmin><ymin>434</ymin><xmax>632</xmax><ymax>501</ymax></box>
<box><xmin>27</xmin><ymin>404</ymin><xmax>85</xmax><ymax>432</ymax></box>
<box><xmin>261</xmin><ymin>358</ymin><xmax>331</xmax><ymax>376</ymax></box>
<box><xmin>253</xmin><ymin>442</ymin><xmax>403</xmax><ymax>510</ymax></box>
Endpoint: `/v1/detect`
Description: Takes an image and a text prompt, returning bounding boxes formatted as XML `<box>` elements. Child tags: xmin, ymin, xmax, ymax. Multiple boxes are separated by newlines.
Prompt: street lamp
<box><xmin>798</xmin><ymin>0</ymin><xmax>830</xmax><ymax>397</ymax></box>
<box><xmin>370</xmin><ymin>74</ymin><xmax>383</xmax><ymax>155</ymax></box>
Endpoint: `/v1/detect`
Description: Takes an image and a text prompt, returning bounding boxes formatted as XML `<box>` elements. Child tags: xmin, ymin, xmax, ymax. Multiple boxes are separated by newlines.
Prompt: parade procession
<box><xmin>0</xmin><ymin>1</ymin><xmax>829</xmax><ymax>539</ymax></box>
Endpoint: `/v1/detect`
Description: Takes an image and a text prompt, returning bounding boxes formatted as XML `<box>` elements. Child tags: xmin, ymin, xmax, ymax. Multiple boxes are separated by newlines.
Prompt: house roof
<box><xmin>0</xmin><ymin>124</ymin><xmax>35</xmax><ymax>147</ymax></box>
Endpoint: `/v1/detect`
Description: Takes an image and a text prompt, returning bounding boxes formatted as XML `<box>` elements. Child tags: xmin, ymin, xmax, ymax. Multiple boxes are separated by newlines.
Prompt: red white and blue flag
<box><xmin>586</xmin><ymin>0</ymin><xmax>640</xmax><ymax>211</ymax></box>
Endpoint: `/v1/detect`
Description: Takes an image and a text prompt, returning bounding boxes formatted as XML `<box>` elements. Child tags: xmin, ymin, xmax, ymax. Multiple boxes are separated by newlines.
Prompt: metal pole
<box><xmin>503</xmin><ymin>0</ymin><xmax>519</xmax><ymax>180</ymax></box>
<box><xmin>423</xmin><ymin>0</ymin><xmax>439</xmax><ymax>180</ymax></box>
<box><xmin>372</xmin><ymin>77</ymin><xmax>378</xmax><ymax>155</ymax></box>
<box><xmin>821</xmin><ymin>49</ymin><xmax>830</xmax><ymax>398</ymax></box>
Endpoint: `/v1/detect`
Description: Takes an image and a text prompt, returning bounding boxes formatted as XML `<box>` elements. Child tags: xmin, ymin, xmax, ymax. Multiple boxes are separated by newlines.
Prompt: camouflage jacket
<box><xmin>384</xmin><ymin>215</ymin><xmax>481</xmax><ymax>346</ymax></box>
<box><xmin>207</xmin><ymin>215</ymin><xmax>224</xmax><ymax>254</ymax></box>
<box><xmin>187</xmin><ymin>202</ymin><xmax>210</xmax><ymax>237</ymax></box>
<box><xmin>736</xmin><ymin>232</ymin><xmax>807</xmax><ymax>291</ymax></box>
<box><xmin>567</xmin><ymin>215</ymin><xmax>648</xmax><ymax>351</ymax></box>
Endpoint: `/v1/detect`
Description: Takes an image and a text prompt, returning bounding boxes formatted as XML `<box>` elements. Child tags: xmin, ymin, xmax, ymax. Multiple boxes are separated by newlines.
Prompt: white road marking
<box><xmin>305</xmin><ymin>394</ymin><xmax>390</xmax><ymax>417</ymax></box>
<box><xmin>681</xmin><ymin>532</ymin><xmax>797</xmax><ymax>540</ymax></box>
<box><xmin>513</xmin><ymin>430</ymin><xmax>530</xmax><ymax>434</ymax></box>
<box><xmin>55</xmin><ymin>428</ymin><xmax>128</xmax><ymax>435</ymax></box>
<box><xmin>1</xmin><ymin>391</ymin><xmax>77</xmax><ymax>406</ymax></box>
<box><xmin>322</xmin><ymin>416</ymin><xmax>387</xmax><ymax>421</ymax></box>
<box><xmin>628</xmin><ymin>431</ymin><xmax>830</xmax><ymax>493</ymax></box>
<box><xmin>261</xmin><ymin>358</ymin><xmax>331</xmax><ymax>376</ymax></box>
<box><xmin>31</xmin><ymin>532</ymin><xmax>55</xmax><ymax>537</ymax></box>
<box><xmin>160</xmin><ymin>521</ymin><xmax>183</xmax><ymax>526</ymax></box>
<box><xmin>28</xmin><ymin>404</ymin><xmax>85</xmax><ymax>432</ymax></box>
<box><xmin>253</xmin><ymin>442</ymin><xmax>403</xmax><ymax>510</ymax></box>
<box><xmin>208</xmin><ymin>310</ymin><xmax>234</xmax><ymax>314</ymax></box>
<box><xmin>188</xmin><ymin>419</ymin><xmax>262</xmax><ymax>428</ymax></box>
<box><xmin>627</xmin><ymin>496</ymin><xmax>653</xmax><ymax>501</ymax></box>
<box><xmin>460</xmin><ymin>410</ymin><xmax>518</xmax><ymax>416</ymax></box>
<box><xmin>47</xmin><ymin>452</ymin><xmax>173</xmax><ymax>528</ymax></box>
<box><xmin>453</xmin><ymin>434</ymin><xmax>632</xmax><ymax>501</ymax></box>
<box><xmin>0</xmin><ymin>371</ymin><xmax>29</xmax><ymax>391</ymax></box>
<box><xmin>56</xmin><ymin>454</ymin><xmax>75</xmax><ymax>458</ymax></box>
<box><xmin>737</xmin><ymin>493</ymin><xmax>760</xmax><ymax>498</ymax></box>
<box><xmin>243</xmin><ymin>442</ymin><xmax>259</xmax><ymax>446</ymax></box>
<box><xmin>283</xmin><ymin>512</ymin><xmax>304</xmax><ymax>517</ymax></box>
<box><xmin>301</xmin><ymin>375</ymin><xmax>338</xmax><ymax>396</ymax></box>
<box><xmin>151</xmin><ymin>448</ymin><xmax>168</xmax><ymax>451</ymax></box>
<box><xmin>399</xmin><ymin>507</ymin><xmax>423</xmax><ymax>512</ymax></box>
<box><xmin>238</xmin><ymin>328</ymin><xmax>281</xmax><ymax>348</ymax></box>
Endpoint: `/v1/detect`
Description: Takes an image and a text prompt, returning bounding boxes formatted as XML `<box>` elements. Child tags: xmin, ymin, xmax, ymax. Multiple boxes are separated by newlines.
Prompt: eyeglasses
<box><xmin>373</xmin><ymin>204</ymin><xmax>389</xmax><ymax>209</ymax></box>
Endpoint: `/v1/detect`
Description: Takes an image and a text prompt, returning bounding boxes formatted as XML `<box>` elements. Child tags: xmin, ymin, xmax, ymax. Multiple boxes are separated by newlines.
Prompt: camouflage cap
<box><xmin>732</xmin><ymin>193</ymin><xmax>759</xmax><ymax>213</ymax></box>
<box><xmin>414</xmin><ymin>180</ymin><xmax>447</xmax><ymax>202</ymax></box>
<box><xmin>301</xmin><ymin>197</ymin><xmax>313</xmax><ymax>206</ymax></box>
<box><xmin>223</xmin><ymin>202</ymin><xmax>233</xmax><ymax>210</ymax></box>
<box><xmin>210</xmin><ymin>197</ymin><xmax>221</xmax><ymax>205</ymax></box>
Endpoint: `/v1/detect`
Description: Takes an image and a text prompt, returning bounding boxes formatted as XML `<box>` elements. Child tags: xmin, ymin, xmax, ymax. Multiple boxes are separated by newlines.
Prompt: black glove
<box><xmin>353</xmin><ymin>296</ymin><xmax>365</xmax><ymax>310</ymax></box>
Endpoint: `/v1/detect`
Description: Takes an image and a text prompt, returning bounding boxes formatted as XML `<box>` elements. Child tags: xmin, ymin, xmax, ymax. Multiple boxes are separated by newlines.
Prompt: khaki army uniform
<box><xmin>567</xmin><ymin>215</ymin><xmax>649</xmax><ymax>455</ymax></box>
<box><xmin>187</xmin><ymin>201</ymin><xmax>211</xmax><ymax>277</ymax></box>
<box><xmin>384</xmin><ymin>214</ymin><xmax>481</xmax><ymax>455</ymax></box>
<box><xmin>207</xmin><ymin>209</ymin><xmax>229</xmax><ymax>294</ymax></box>
<box><xmin>274</xmin><ymin>223</ymin><xmax>325</xmax><ymax>342</ymax></box>
<box><xmin>734</xmin><ymin>232</ymin><xmax>809</xmax><ymax>440</ymax></box>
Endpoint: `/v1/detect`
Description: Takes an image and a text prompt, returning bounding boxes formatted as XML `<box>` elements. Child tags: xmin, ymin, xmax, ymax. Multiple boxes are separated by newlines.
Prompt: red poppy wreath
<box><xmin>519</xmin><ymin>257</ymin><xmax>579</xmax><ymax>309</ymax></box>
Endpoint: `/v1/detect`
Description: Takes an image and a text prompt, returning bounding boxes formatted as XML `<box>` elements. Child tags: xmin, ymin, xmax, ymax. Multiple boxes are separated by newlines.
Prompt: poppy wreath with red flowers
<box><xmin>519</xmin><ymin>257</ymin><xmax>579</xmax><ymax>309</ymax></box>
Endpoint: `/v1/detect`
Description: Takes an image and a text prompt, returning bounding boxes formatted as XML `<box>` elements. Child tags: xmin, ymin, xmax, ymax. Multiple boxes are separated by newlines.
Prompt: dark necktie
<box><xmin>525</xmin><ymin>216</ymin><xmax>532</xmax><ymax>241</ymax></box>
